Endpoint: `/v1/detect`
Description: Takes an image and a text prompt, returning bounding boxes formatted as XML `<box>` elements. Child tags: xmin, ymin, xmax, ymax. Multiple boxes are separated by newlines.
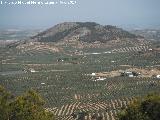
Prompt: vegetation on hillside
<box><xmin>0</xmin><ymin>85</ymin><xmax>54</xmax><ymax>120</ymax></box>
<box><xmin>0</xmin><ymin>34</ymin><xmax>159</xmax><ymax>119</ymax></box>
<box><xmin>31</xmin><ymin>22</ymin><xmax>137</xmax><ymax>43</ymax></box>
<box><xmin>118</xmin><ymin>93</ymin><xmax>160</xmax><ymax>120</ymax></box>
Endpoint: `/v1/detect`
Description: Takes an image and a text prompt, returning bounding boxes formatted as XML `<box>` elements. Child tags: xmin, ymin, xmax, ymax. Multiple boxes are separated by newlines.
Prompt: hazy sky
<box><xmin>0</xmin><ymin>0</ymin><xmax>160</xmax><ymax>28</ymax></box>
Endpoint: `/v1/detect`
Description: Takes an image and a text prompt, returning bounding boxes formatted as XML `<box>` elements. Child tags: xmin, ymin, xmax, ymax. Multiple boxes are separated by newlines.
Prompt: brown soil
<box><xmin>92</xmin><ymin>68</ymin><xmax>160</xmax><ymax>78</ymax></box>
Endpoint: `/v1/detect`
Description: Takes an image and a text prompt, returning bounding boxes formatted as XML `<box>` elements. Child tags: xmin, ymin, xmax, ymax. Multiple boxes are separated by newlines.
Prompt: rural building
<box><xmin>91</xmin><ymin>73</ymin><xmax>96</xmax><ymax>76</ymax></box>
<box><xmin>94</xmin><ymin>77</ymin><xmax>106</xmax><ymax>81</ymax></box>
<box><xmin>156</xmin><ymin>75</ymin><xmax>160</xmax><ymax>79</ymax></box>
<box><xmin>120</xmin><ymin>71</ymin><xmax>140</xmax><ymax>77</ymax></box>
<box><xmin>30</xmin><ymin>68</ymin><xmax>36</xmax><ymax>73</ymax></box>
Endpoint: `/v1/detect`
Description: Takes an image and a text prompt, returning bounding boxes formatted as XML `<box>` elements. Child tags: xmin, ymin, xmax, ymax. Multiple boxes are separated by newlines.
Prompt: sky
<box><xmin>0</xmin><ymin>0</ymin><xmax>160</xmax><ymax>28</ymax></box>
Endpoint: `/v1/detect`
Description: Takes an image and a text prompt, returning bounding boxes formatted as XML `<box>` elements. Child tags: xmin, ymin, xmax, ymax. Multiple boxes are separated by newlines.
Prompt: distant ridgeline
<box><xmin>31</xmin><ymin>22</ymin><xmax>138</xmax><ymax>43</ymax></box>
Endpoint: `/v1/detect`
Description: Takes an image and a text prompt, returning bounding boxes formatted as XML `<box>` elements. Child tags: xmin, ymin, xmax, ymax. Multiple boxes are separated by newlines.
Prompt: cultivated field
<box><xmin>0</xmin><ymin>42</ymin><xmax>160</xmax><ymax>120</ymax></box>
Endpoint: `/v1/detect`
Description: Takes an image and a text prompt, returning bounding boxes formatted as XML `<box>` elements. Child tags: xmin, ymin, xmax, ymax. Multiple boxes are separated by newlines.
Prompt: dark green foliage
<box><xmin>76</xmin><ymin>22</ymin><xmax>98</xmax><ymax>29</ymax></box>
<box><xmin>0</xmin><ymin>86</ymin><xmax>54</xmax><ymax>120</ymax></box>
<box><xmin>140</xmin><ymin>94</ymin><xmax>160</xmax><ymax>120</ymax></box>
<box><xmin>71</xmin><ymin>111</ymin><xmax>88</xmax><ymax>120</ymax></box>
<box><xmin>38</xmin><ymin>25</ymin><xmax>79</xmax><ymax>42</ymax></box>
<box><xmin>91</xmin><ymin>113</ymin><xmax>103</xmax><ymax>120</ymax></box>
<box><xmin>0</xmin><ymin>86</ymin><xmax>11</xmax><ymax>120</ymax></box>
<box><xmin>118</xmin><ymin>93</ymin><xmax>160</xmax><ymax>120</ymax></box>
<box><xmin>77</xmin><ymin>22</ymin><xmax>137</xmax><ymax>43</ymax></box>
<box><xmin>0</xmin><ymin>41</ymin><xmax>160</xmax><ymax>119</ymax></box>
<box><xmin>132</xmin><ymin>71</ymin><xmax>139</xmax><ymax>76</ymax></box>
<box><xmin>32</xmin><ymin>22</ymin><xmax>137</xmax><ymax>43</ymax></box>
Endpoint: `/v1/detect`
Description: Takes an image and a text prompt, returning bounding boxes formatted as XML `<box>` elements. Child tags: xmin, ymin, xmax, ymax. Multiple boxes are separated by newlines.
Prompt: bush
<box><xmin>0</xmin><ymin>85</ymin><xmax>54</xmax><ymax>120</ymax></box>
<box><xmin>118</xmin><ymin>93</ymin><xmax>160</xmax><ymax>120</ymax></box>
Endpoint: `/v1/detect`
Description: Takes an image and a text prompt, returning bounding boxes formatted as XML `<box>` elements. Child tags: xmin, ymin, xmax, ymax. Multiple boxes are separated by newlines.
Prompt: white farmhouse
<box><xmin>156</xmin><ymin>75</ymin><xmax>160</xmax><ymax>79</ymax></box>
<box><xmin>30</xmin><ymin>68</ymin><xmax>36</xmax><ymax>73</ymax></box>
<box><xmin>91</xmin><ymin>73</ymin><xmax>96</xmax><ymax>76</ymax></box>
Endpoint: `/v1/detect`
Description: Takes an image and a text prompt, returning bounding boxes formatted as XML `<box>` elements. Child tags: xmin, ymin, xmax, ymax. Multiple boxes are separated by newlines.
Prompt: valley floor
<box><xmin>0</xmin><ymin>42</ymin><xmax>160</xmax><ymax>120</ymax></box>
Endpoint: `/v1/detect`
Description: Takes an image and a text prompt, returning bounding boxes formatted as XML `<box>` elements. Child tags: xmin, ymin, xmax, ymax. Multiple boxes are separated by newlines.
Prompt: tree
<box><xmin>0</xmin><ymin>85</ymin><xmax>54</xmax><ymax>120</ymax></box>
<box><xmin>118</xmin><ymin>93</ymin><xmax>160</xmax><ymax>120</ymax></box>
<box><xmin>10</xmin><ymin>90</ymin><xmax>54</xmax><ymax>120</ymax></box>
<box><xmin>0</xmin><ymin>86</ymin><xmax>11</xmax><ymax>120</ymax></box>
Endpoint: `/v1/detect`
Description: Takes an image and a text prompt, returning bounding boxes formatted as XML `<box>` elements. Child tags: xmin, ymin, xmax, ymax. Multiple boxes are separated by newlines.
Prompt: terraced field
<box><xmin>111</xmin><ymin>46</ymin><xmax>149</xmax><ymax>53</ymax></box>
<box><xmin>0</xmin><ymin>43</ymin><xmax>160</xmax><ymax>120</ymax></box>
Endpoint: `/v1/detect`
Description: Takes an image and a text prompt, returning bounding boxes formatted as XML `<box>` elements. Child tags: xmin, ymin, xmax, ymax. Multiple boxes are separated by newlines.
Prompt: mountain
<box><xmin>131</xmin><ymin>29</ymin><xmax>160</xmax><ymax>41</ymax></box>
<box><xmin>31</xmin><ymin>22</ymin><xmax>138</xmax><ymax>43</ymax></box>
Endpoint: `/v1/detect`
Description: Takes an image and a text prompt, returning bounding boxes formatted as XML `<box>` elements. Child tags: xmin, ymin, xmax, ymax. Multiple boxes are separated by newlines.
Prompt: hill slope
<box><xmin>31</xmin><ymin>22</ymin><xmax>138</xmax><ymax>43</ymax></box>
